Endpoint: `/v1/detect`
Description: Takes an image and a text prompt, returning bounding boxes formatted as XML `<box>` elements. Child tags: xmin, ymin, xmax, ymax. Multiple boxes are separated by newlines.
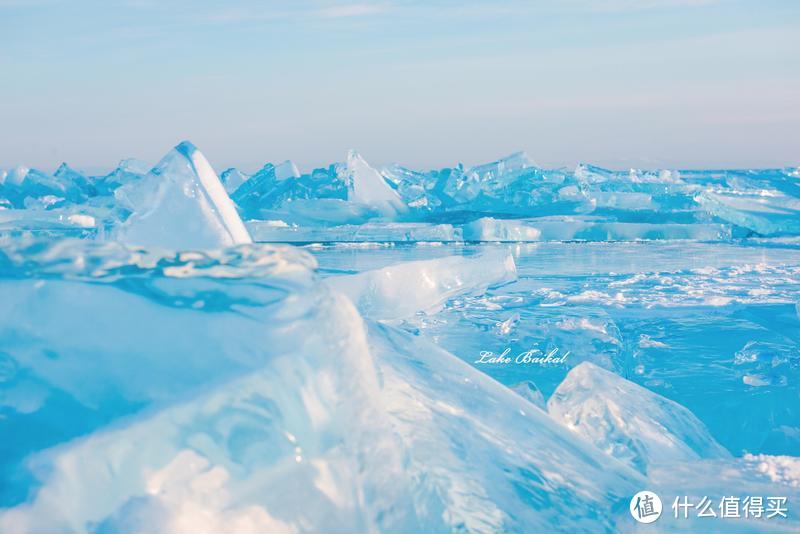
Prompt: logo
<box><xmin>630</xmin><ymin>491</ymin><xmax>662</xmax><ymax>524</ymax></box>
<box><xmin>474</xmin><ymin>346</ymin><xmax>570</xmax><ymax>366</ymax></box>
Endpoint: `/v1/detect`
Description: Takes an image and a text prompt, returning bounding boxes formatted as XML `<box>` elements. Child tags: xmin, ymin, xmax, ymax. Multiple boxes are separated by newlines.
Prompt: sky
<box><xmin>0</xmin><ymin>0</ymin><xmax>798</xmax><ymax>173</ymax></box>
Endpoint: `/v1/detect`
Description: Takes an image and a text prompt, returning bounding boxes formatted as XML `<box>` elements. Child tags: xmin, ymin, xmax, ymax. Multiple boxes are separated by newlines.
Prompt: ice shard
<box><xmin>95</xmin><ymin>159</ymin><xmax>150</xmax><ymax>196</ymax></box>
<box><xmin>326</xmin><ymin>247</ymin><xmax>517</xmax><ymax>321</ymax></box>
<box><xmin>548</xmin><ymin>362</ymin><xmax>731</xmax><ymax>473</ymax></box>
<box><xmin>0</xmin><ymin>166</ymin><xmax>85</xmax><ymax>210</ymax></box>
<box><xmin>462</xmin><ymin>217</ymin><xmax>543</xmax><ymax>241</ymax></box>
<box><xmin>219</xmin><ymin>167</ymin><xmax>249</xmax><ymax>194</ymax></box>
<box><xmin>114</xmin><ymin>141</ymin><xmax>252</xmax><ymax>250</ymax></box>
<box><xmin>345</xmin><ymin>150</ymin><xmax>406</xmax><ymax>217</ymax></box>
<box><xmin>697</xmin><ymin>189</ymin><xmax>800</xmax><ymax>236</ymax></box>
<box><xmin>274</xmin><ymin>160</ymin><xmax>300</xmax><ymax>181</ymax></box>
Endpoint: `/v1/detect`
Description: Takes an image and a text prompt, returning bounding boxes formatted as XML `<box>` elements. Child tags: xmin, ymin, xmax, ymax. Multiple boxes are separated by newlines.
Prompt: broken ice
<box><xmin>1</xmin><ymin>142</ymin><xmax>799</xmax><ymax>532</ymax></box>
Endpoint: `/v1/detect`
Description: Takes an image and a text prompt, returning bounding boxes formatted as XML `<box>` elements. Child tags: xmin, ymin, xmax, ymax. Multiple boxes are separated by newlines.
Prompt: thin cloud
<box><xmin>192</xmin><ymin>1</ymin><xmax>390</xmax><ymax>24</ymax></box>
<box><xmin>0</xmin><ymin>0</ymin><xmax>60</xmax><ymax>7</ymax></box>
<box><xmin>313</xmin><ymin>3</ymin><xmax>388</xmax><ymax>18</ymax></box>
<box><xmin>559</xmin><ymin>0</ymin><xmax>719</xmax><ymax>13</ymax></box>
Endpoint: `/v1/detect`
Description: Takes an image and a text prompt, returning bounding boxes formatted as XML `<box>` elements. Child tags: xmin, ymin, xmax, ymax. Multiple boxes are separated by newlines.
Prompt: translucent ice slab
<box><xmin>345</xmin><ymin>150</ymin><xmax>406</xmax><ymax>217</ymax></box>
<box><xmin>114</xmin><ymin>142</ymin><xmax>252</xmax><ymax>249</ymax></box>
<box><xmin>368</xmin><ymin>323</ymin><xmax>642</xmax><ymax>532</ymax></box>
<box><xmin>326</xmin><ymin>248</ymin><xmax>517</xmax><ymax>321</ymax></box>
<box><xmin>697</xmin><ymin>190</ymin><xmax>800</xmax><ymax>236</ymax></box>
<box><xmin>548</xmin><ymin>362</ymin><xmax>731</xmax><ymax>473</ymax></box>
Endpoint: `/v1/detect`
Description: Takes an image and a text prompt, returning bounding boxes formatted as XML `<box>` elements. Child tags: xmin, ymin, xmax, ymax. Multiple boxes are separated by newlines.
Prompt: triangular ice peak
<box><xmin>274</xmin><ymin>160</ymin><xmax>300</xmax><ymax>181</ymax></box>
<box><xmin>114</xmin><ymin>141</ymin><xmax>252</xmax><ymax>250</ymax></box>
<box><xmin>345</xmin><ymin>150</ymin><xmax>406</xmax><ymax>216</ymax></box>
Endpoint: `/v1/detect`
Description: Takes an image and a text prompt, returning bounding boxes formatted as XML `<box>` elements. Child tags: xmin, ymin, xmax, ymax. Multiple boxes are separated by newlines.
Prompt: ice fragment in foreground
<box><xmin>0</xmin><ymin>241</ymin><xmax>413</xmax><ymax>533</ymax></box>
<box><xmin>548</xmin><ymin>362</ymin><xmax>731</xmax><ymax>473</ymax></box>
<box><xmin>369</xmin><ymin>323</ymin><xmax>641</xmax><ymax>532</ymax></box>
<box><xmin>114</xmin><ymin>141</ymin><xmax>252</xmax><ymax>249</ymax></box>
<box><xmin>326</xmin><ymin>247</ymin><xmax>517</xmax><ymax>321</ymax></box>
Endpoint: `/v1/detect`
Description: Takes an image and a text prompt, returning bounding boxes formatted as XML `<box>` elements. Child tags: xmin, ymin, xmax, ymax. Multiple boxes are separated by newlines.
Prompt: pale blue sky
<box><xmin>1</xmin><ymin>0</ymin><xmax>798</xmax><ymax>173</ymax></box>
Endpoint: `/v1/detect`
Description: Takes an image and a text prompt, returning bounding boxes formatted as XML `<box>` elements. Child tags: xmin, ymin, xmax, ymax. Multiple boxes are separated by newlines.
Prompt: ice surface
<box><xmin>3</xmin><ymin>143</ymin><xmax>800</xmax><ymax>532</ymax></box>
<box><xmin>114</xmin><ymin>142</ymin><xmax>252</xmax><ymax>250</ymax></box>
<box><xmin>326</xmin><ymin>248</ymin><xmax>517</xmax><ymax>321</ymax></box>
<box><xmin>548</xmin><ymin>362</ymin><xmax>731</xmax><ymax>473</ymax></box>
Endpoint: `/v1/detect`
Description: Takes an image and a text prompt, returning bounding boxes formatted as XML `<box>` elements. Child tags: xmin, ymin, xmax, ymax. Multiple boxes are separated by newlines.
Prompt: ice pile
<box><xmin>4</xmin><ymin>147</ymin><xmax>800</xmax><ymax>242</ymax></box>
<box><xmin>1</xmin><ymin>141</ymin><xmax>798</xmax><ymax>532</ymax></box>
